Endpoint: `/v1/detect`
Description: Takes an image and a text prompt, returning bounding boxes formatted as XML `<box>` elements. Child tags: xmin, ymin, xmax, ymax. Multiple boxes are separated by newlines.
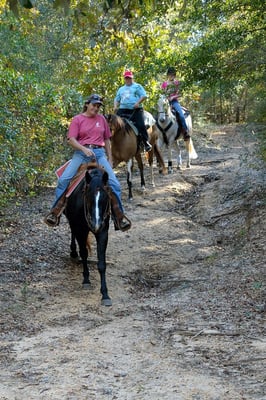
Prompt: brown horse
<box><xmin>105</xmin><ymin>112</ymin><xmax>167</xmax><ymax>200</ymax></box>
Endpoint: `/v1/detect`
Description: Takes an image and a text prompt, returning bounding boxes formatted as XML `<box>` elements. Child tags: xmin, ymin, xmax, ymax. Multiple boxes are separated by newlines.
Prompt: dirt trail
<box><xmin>0</xmin><ymin>124</ymin><xmax>265</xmax><ymax>400</ymax></box>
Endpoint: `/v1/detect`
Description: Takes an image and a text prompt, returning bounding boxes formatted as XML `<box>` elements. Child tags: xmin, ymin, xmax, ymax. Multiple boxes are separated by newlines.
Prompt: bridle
<box><xmin>158</xmin><ymin>96</ymin><xmax>175</xmax><ymax>119</ymax></box>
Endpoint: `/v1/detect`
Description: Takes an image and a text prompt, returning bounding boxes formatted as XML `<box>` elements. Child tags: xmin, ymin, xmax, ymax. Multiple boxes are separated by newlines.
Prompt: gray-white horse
<box><xmin>156</xmin><ymin>94</ymin><xmax>197</xmax><ymax>173</ymax></box>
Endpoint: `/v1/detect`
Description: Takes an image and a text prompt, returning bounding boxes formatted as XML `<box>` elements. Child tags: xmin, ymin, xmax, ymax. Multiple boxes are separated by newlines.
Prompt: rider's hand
<box><xmin>83</xmin><ymin>147</ymin><xmax>94</xmax><ymax>157</ymax></box>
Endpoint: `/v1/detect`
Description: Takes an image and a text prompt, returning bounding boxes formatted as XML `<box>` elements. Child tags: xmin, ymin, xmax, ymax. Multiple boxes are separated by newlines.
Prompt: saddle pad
<box><xmin>55</xmin><ymin>160</ymin><xmax>71</xmax><ymax>178</ymax></box>
<box><xmin>144</xmin><ymin>111</ymin><xmax>155</xmax><ymax>129</ymax></box>
<box><xmin>55</xmin><ymin>160</ymin><xmax>86</xmax><ymax>198</ymax></box>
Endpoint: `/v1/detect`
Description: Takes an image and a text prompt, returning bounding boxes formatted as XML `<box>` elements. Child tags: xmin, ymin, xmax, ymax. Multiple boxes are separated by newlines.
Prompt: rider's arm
<box><xmin>67</xmin><ymin>137</ymin><xmax>94</xmax><ymax>157</ymax></box>
<box><xmin>104</xmin><ymin>139</ymin><xmax>113</xmax><ymax>167</ymax></box>
<box><xmin>134</xmin><ymin>95</ymin><xmax>147</xmax><ymax>109</ymax></box>
<box><xmin>114</xmin><ymin>100</ymin><xmax>120</xmax><ymax>111</ymax></box>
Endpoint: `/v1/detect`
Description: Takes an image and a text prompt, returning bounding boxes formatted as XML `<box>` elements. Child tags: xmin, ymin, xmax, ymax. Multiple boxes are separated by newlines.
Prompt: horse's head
<box><xmin>157</xmin><ymin>95</ymin><xmax>170</xmax><ymax>123</ymax></box>
<box><xmin>105</xmin><ymin>114</ymin><xmax>125</xmax><ymax>136</ymax></box>
<box><xmin>84</xmin><ymin>168</ymin><xmax>110</xmax><ymax>233</ymax></box>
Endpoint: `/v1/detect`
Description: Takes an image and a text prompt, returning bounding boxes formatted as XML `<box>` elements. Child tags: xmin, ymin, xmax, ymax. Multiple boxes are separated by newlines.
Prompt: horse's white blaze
<box><xmin>95</xmin><ymin>191</ymin><xmax>101</xmax><ymax>229</ymax></box>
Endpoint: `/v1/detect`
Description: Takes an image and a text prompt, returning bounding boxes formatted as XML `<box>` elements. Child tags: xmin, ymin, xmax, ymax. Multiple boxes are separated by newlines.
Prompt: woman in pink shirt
<box><xmin>44</xmin><ymin>94</ymin><xmax>131</xmax><ymax>231</ymax></box>
<box><xmin>161</xmin><ymin>67</ymin><xmax>189</xmax><ymax>139</ymax></box>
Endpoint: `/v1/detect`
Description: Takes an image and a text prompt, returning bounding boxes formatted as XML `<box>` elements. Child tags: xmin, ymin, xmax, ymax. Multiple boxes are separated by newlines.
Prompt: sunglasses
<box><xmin>90</xmin><ymin>94</ymin><xmax>103</xmax><ymax>102</ymax></box>
<box><xmin>91</xmin><ymin>103</ymin><xmax>101</xmax><ymax>108</ymax></box>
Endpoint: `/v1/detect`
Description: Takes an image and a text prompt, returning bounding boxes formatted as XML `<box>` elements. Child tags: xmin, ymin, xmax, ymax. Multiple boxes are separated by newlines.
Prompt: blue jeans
<box><xmin>53</xmin><ymin>147</ymin><xmax>124</xmax><ymax>212</ymax></box>
<box><xmin>170</xmin><ymin>99</ymin><xmax>188</xmax><ymax>131</ymax></box>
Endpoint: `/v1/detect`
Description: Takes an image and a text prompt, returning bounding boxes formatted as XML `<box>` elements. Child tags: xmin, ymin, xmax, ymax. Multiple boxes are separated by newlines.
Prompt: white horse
<box><xmin>156</xmin><ymin>94</ymin><xmax>197</xmax><ymax>173</ymax></box>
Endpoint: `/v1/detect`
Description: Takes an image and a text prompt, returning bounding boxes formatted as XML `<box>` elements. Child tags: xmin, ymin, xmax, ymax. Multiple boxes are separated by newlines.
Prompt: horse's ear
<box><xmin>102</xmin><ymin>171</ymin><xmax>109</xmax><ymax>186</ymax></box>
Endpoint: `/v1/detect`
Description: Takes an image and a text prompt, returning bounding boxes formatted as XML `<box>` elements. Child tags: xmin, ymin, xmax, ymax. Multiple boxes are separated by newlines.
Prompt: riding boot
<box><xmin>140</xmin><ymin>135</ymin><xmax>152</xmax><ymax>152</ymax></box>
<box><xmin>44</xmin><ymin>193</ymin><xmax>67</xmax><ymax>227</ymax></box>
<box><xmin>109</xmin><ymin>192</ymin><xmax>131</xmax><ymax>232</ymax></box>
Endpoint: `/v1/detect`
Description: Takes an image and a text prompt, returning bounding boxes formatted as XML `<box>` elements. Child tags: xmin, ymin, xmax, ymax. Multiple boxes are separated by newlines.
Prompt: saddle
<box><xmin>55</xmin><ymin>161</ymin><xmax>97</xmax><ymax>198</ymax></box>
<box><xmin>123</xmin><ymin>118</ymin><xmax>139</xmax><ymax>136</ymax></box>
<box><xmin>123</xmin><ymin>112</ymin><xmax>155</xmax><ymax>133</ymax></box>
<box><xmin>171</xmin><ymin>106</ymin><xmax>190</xmax><ymax>120</ymax></box>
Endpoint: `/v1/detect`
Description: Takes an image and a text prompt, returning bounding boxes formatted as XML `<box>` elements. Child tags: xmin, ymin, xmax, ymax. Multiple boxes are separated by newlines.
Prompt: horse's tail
<box><xmin>186</xmin><ymin>138</ymin><xmax>198</xmax><ymax>159</ymax></box>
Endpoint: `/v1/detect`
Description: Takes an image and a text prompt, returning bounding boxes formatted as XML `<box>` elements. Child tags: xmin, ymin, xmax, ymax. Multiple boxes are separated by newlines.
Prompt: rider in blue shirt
<box><xmin>114</xmin><ymin>70</ymin><xmax>152</xmax><ymax>152</ymax></box>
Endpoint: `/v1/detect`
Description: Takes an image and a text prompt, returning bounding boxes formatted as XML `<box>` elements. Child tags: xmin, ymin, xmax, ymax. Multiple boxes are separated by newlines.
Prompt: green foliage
<box><xmin>0</xmin><ymin>0</ymin><xmax>265</xmax><ymax>207</ymax></box>
<box><xmin>0</xmin><ymin>62</ymin><xmax>81</xmax><ymax>206</ymax></box>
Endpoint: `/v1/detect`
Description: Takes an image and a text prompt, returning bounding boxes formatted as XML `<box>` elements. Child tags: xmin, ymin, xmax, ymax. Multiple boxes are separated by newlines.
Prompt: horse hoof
<box><xmin>186</xmin><ymin>164</ymin><xmax>191</xmax><ymax>169</ymax></box>
<box><xmin>70</xmin><ymin>251</ymin><xmax>79</xmax><ymax>259</ymax></box>
<box><xmin>101</xmin><ymin>298</ymin><xmax>112</xmax><ymax>306</ymax></box>
<box><xmin>82</xmin><ymin>282</ymin><xmax>92</xmax><ymax>289</ymax></box>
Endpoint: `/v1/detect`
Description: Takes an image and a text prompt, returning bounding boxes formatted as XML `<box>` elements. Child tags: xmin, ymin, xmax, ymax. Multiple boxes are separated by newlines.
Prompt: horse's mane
<box><xmin>106</xmin><ymin>114</ymin><xmax>132</xmax><ymax>136</ymax></box>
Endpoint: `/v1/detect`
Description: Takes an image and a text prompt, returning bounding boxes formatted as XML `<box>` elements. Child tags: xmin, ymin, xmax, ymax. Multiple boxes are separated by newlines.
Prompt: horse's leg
<box><xmin>176</xmin><ymin>140</ymin><xmax>182</xmax><ymax>169</ymax></box>
<box><xmin>75</xmin><ymin>230</ymin><xmax>90</xmax><ymax>287</ymax></box>
<box><xmin>135</xmin><ymin>152</ymin><xmax>145</xmax><ymax>191</ymax></box>
<box><xmin>154</xmin><ymin>143</ymin><xmax>167</xmax><ymax>176</ymax></box>
<box><xmin>70</xmin><ymin>232</ymin><xmax>78</xmax><ymax>259</ymax></box>
<box><xmin>80</xmin><ymin>247</ymin><xmax>90</xmax><ymax>287</ymax></box>
<box><xmin>127</xmin><ymin>159</ymin><xmax>134</xmax><ymax>201</ymax></box>
<box><xmin>167</xmin><ymin>146</ymin><xmax>173</xmax><ymax>174</ymax></box>
<box><xmin>95</xmin><ymin>230</ymin><xmax>112</xmax><ymax>306</ymax></box>
<box><xmin>183</xmin><ymin>139</ymin><xmax>190</xmax><ymax>168</ymax></box>
<box><xmin>147</xmin><ymin>148</ymin><xmax>155</xmax><ymax>187</ymax></box>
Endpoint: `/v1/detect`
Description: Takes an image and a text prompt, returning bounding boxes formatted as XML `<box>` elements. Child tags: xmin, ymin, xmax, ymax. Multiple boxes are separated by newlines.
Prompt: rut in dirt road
<box><xmin>0</xmin><ymin>124</ymin><xmax>265</xmax><ymax>400</ymax></box>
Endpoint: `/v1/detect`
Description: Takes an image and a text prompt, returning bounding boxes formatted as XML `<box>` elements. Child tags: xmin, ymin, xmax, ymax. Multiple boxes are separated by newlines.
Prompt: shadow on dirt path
<box><xmin>0</xmin><ymin>124</ymin><xmax>265</xmax><ymax>400</ymax></box>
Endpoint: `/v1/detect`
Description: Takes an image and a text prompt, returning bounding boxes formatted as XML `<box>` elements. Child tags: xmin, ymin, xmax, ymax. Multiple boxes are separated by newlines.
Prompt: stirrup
<box><xmin>114</xmin><ymin>215</ymin><xmax>132</xmax><ymax>232</ymax></box>
<box><xmin>44</xmin><ymin>212</ymin><xmax>60</xmax><ymax>227</ymax></box>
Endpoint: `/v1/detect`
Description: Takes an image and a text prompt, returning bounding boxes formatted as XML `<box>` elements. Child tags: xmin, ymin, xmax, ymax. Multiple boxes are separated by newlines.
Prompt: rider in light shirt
<box><xmin>114</xmin><ymin>70</ymin><xmax>152</xmax><ymax>152</ymax></box>
<box><xmin>161</xmin><ymin>67</ymin><xmax>190</xmax><ymax>140</ymax></box>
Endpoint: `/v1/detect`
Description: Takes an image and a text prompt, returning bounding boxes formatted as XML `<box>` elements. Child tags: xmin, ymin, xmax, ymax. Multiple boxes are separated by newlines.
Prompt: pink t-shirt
<box><xmin>161</xmin><ymin>79</ymin><xmax>180</xmax><ymax>101</ymax></box>
<box><xmin>67</xmin><ymin>114</ymin><xmax>111</xmax><ymax>146</ymax></box>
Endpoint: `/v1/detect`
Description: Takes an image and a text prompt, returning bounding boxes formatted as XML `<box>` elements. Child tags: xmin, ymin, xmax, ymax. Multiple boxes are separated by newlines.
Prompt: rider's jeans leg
<box><xmin>171</xmin><ymin>100</ymin><xmax>188</xmax><ymax>131</ymax></box>
<box><xmin>132</xmin><ymin>108</ymin><xmax>149</xmax><ymax>142</ymax></box>
<box><xmin>52</xmin><ymin>150</ymin><xmax>93</xmax><ymax>208</ymax></box>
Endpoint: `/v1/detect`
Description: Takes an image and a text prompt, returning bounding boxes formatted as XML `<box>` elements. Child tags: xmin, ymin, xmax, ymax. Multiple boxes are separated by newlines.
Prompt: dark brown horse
<box><xmin>65</xmin><ymin>165</ymin><xmax>112</xmax><ymax>306</ymax></box>
<box><xmin>105</xmin><ymin>111</ymin><xmax>167</xmax><ymax>200</ymax></box>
